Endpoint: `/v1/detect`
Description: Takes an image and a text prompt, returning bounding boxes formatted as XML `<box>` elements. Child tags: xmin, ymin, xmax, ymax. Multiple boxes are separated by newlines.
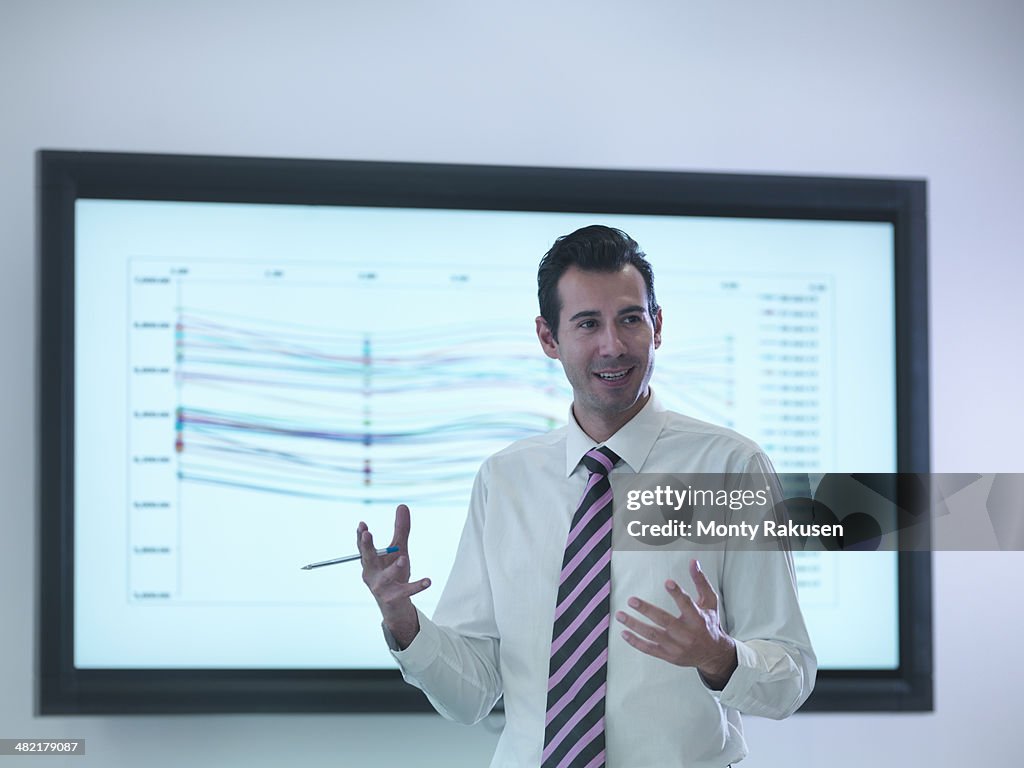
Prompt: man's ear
<box><xmin>653</xmin><ymin>307</ymin><xmax>663</xmax><ymax>349</ymax></box>
<box><xmin>536</xmin><ymin>316</ymin><xmax>560</xmax><ymax>360</ymax></box>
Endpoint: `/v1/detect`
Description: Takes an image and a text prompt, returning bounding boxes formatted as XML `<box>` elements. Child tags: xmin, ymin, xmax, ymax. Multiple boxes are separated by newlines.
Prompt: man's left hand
<box><xmin>615</xmin><ymin>558</ymin><xmax>738</xmax><ymax>690</ymax></box>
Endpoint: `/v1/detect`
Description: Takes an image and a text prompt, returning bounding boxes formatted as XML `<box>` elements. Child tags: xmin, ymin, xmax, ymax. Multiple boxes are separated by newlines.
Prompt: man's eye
<box><xmin>579</xmin><ymin>320</ymin><xmax>597</xmax><ymax>329</ymax></box>
<box><xmin>622</xmin><ymin>315</ymin><xmax>641</xmax><ymax>324</ymax></box>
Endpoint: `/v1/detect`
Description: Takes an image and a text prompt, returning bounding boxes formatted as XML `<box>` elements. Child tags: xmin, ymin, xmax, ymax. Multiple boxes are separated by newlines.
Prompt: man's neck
<box><xmin>572</xmin><ymin>390</ymin><xmax>651</xmax><ymax>444</ymax></box>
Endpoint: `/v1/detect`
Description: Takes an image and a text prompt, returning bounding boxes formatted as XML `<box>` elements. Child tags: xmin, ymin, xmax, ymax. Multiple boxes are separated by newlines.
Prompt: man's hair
<box><xmin>537</xmin><ymin>225</ymin><xmax>658</xmax><ymax>341</ymax></box>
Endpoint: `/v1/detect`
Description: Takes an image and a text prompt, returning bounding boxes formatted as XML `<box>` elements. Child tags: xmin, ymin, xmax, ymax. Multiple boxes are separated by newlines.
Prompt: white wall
<box><xmin>2</xmin><ymin>0</ymin><xmax>1022</xmax><ymax>765</ymax></box>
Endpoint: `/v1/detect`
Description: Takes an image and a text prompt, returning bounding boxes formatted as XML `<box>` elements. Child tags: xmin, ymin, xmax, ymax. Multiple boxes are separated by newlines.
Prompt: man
<box><xmin>359</xmin><ymin>225</ymin><xmax>816</xmax><ymax>767</ymax></box>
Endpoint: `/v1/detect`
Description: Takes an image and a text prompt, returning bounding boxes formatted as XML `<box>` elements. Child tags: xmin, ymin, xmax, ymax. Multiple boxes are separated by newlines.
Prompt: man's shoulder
<box><xmin>656</xmin><ymin>409</ymin><xmax>768</xmax><ymax>467</ymax></box>
<box><xmin>660</xmin><ymin>409</ymin><xmax>761</xmax><ymax>448</ymax></box>
<box><xmin>477</xmin><ymin>425</ymin><xmax>567</xmax><ymax>474</ymax></box>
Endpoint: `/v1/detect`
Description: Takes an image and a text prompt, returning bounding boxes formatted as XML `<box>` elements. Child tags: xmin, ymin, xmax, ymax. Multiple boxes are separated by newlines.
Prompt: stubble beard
<box><xmin>576</xmin><ymin>355</ymin><xmax>655</xmax><ymax>426</ymax></box>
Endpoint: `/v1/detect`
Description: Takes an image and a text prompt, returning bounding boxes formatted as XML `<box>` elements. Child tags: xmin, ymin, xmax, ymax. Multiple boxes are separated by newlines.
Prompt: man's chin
<box><xmin>585</xmin><ymin>388</ymin><xmax>647</xmax><ymax>418</ymax></box>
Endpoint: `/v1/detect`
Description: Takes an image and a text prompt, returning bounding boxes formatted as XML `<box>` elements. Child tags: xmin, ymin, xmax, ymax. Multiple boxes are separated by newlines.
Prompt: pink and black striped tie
<box><xmin>542</xmin><ymin>446</ymin><xmax>620</xmax><ymax>768</ymax></box>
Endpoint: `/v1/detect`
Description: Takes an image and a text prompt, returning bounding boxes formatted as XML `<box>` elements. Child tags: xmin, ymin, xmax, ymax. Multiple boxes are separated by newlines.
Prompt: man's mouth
<box><xmin>594</xmin><ymin>368</ymin><xmax>632</xmax><ymax>382</ymax></box>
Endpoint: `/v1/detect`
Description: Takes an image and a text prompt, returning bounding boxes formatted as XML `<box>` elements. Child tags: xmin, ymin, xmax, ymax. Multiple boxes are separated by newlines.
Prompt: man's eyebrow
<box><xmin>567</xmin><ymin>305</ymin><xmax>646</xmax><ymax>323</ymax></box>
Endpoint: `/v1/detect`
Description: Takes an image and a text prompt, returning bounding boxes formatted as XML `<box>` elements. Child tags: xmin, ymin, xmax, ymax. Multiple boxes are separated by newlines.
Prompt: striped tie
<box><xmin>542</xmin><ymin>446</ymin><xmax>620</xmax><ymax>768</ymax></box>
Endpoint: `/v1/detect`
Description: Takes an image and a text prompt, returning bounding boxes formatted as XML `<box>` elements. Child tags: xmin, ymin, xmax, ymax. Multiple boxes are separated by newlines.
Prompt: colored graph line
<box><xmin>174</xmin><ymin>307</ymin><xmax>568</xmax><ymax>505</ymax></box>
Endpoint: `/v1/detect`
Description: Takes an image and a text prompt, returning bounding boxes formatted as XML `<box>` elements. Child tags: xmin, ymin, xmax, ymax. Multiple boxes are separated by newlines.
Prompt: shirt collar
<box><xmin>564</xmin><ymin>391</ymin><xmax>666</xmax><ymax>476</ymax></box>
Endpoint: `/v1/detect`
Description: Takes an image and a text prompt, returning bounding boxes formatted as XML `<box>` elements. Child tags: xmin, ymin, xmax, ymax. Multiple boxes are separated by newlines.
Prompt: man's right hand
<box><xmin>358</xmin><ymin>503</ymin><xmax>430</xmax><ymax>650</ymax></box>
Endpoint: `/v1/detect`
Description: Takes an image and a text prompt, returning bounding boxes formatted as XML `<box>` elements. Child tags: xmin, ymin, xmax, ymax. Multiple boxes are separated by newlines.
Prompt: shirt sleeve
<box><xmin>386</xmin><ymin>462</ymin><xmax>503</xmax><ymax>724</ymax></box>
<box><xmin>712</xmin><ymin>452</ymin><xmax>818</xmax><ymax>718</ymax></box>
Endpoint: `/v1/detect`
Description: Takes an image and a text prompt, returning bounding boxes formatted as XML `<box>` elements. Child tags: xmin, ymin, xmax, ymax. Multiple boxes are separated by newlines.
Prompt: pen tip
<box><xmin>301</xmin><ymin>565</ymin><xmax>311</xmax><ymax>570</ymax></box>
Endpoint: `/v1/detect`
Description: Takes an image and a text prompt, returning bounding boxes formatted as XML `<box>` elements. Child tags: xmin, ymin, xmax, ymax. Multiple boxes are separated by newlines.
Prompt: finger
<box><xmin>689</xmin><ymin>559</ymin><xmax>718</xmax><ymax>611</ymax></box>
<box><xmin>615</xmin><ymin>610</ymin><xmax>671</xmax><ymax>645</ymax></box>
<box><xmin>358</xmin><ymin>527</ymin><xmax>382</xmax><ymax>570</ymax></box>
<box><xmin>402</xmin><ymin>576</ymin><xmax>432</xmax><ymax>598</ymax></box>
<box><xmin>624</xmin><ymin>596</ymin><xmax>677</xmax><ymax>630</ymax></box>
<box><xmin>379</xmin><ymin>554</ymin><xmax>412</xmax><ymax>584</ymax></box>
<box><xmin>390</xmin><ymin>504</ymin><xmax>411</xmax><ymax>551</ymax></box>
<box><xmin>665</xmin><ymin>580</ymin><xmax>702</xmax><ymax>621</ymax></box>
<box><xmin>377</xmin><ymin>576</ymin><xmax>432</xmax><ymax>603</ymax></box>
<box><xmin>357</xmin><ymin>524</ymin><xmax>372</xmax><ymax>552</ymax></box>
<box><xmin>620</xmin><ymin>629</ymin><xmax>675</xmax><ymax>663</ymax></box>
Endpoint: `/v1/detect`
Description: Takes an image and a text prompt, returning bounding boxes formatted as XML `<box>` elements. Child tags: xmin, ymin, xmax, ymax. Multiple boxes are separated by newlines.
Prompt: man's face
<box><xmin>536</xmin><ymin>265</ymin><xmax>662</xmax><ymax>438</ymax></box>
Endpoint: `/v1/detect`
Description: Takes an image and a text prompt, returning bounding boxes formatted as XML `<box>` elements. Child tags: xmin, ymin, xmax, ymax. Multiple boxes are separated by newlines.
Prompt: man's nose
<box><xmin>597</xmin><ymin>324</ymin><xmax>627</xmax><ymax>356</ymax></box>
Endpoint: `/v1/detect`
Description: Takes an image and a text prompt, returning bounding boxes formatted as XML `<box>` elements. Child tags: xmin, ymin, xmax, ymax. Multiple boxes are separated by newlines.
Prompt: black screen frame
<box><xmin>37</xmin><ymin>150</ymin><xmax>931</xmax><ymax>714</ymax></box>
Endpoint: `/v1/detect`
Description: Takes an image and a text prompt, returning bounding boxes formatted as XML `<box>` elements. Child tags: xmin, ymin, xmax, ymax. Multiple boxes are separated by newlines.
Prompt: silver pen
<box><xmin>301</xmin><ymin>545</ymin><xmax>399</xmax><ymax>570</ymax></box>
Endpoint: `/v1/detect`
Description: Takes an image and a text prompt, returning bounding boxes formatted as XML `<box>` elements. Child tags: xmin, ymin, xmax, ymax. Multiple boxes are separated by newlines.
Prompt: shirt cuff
<box><xmin>711</xmin><ymin>638</ymin><xmax>761</xmax><ymax>708</ymax></box>
<box><xmin>383</xmin><ymin>608</ymin><xmax>442</xmax><ymax>675</ymax></box>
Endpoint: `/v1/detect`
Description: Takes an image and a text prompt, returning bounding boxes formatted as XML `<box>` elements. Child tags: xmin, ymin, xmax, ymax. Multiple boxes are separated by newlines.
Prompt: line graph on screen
<box><xmin>126</xmin><ymin>258</ymin><xmax>836</xmax><ymax>607</ymax></box>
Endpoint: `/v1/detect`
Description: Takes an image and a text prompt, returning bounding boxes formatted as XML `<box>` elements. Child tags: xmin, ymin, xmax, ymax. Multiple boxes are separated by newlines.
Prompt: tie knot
<box><xmin>581</xmin><ymin>446</ymin><xmax>620</xmax><ymax>477</ymax></box>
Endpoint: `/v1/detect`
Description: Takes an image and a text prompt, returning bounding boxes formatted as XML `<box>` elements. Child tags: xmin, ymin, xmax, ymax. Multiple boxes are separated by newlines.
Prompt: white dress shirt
<box><xmin>389</xmin><ymin>394</ymin><xmax>816</xmax><ymax>767</ymax></box>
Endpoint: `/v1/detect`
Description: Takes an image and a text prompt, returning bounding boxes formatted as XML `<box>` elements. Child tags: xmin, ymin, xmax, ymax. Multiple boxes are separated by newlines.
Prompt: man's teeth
<box><xmin>597</xmin><ymin>370</ymin><xmax>629</xmax><ymax>381</ymax></box>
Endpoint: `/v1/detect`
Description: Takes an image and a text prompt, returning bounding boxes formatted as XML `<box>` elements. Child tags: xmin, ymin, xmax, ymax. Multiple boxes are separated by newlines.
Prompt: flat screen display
<box><xmin>38</xmin><ymin>151</ymin><xmax>930</xmax><ymax>713</ymax></box>
<box><xmin>74</xmin><ymin>201</ymin><xmax>896</xmax><ymax>669</ymax></box>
